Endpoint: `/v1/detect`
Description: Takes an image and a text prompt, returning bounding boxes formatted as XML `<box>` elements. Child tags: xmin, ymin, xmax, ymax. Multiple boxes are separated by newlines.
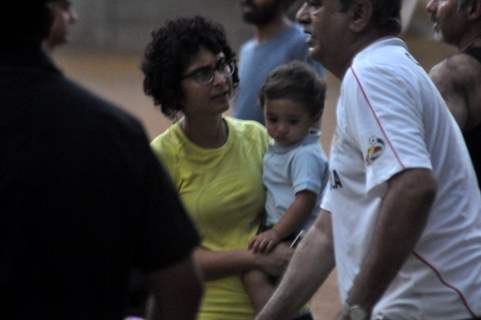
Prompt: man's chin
<box><xmin>242</xmin><ymin>11</ymin><xmax>258</xmax><ymax>23</ymax></box>
<box><xmin>242</xmin><ymin>15</ymin><xmax>271</xmax><ymax>26</ymax></box>
<box><xmin>308</xmin><ymin>47</ymin><xmax>321</xmax><ymax>62</ymax></box>
<box><xmin>241</xmin><ymin>8</ymin><xmax>277</xmax><ymax>26</ymax></box>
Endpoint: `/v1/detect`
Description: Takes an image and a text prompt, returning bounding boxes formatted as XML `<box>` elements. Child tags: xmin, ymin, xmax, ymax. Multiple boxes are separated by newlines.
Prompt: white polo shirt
<box><xmin>322</xmin><ymin>37</ymin><xmax>481</xmax><ymax>319</ymax></box>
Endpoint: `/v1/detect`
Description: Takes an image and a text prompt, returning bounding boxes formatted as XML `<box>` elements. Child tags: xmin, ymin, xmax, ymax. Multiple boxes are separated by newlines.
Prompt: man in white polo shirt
<box><xmin>255</xmin><ymin>0</ymin><xmax>481</xmax><ymax>319</ymax></box>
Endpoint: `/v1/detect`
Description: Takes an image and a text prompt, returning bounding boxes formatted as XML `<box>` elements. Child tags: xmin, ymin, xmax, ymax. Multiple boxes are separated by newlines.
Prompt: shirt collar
<box><xmin>354</xmin><ymin>36</ymin><xmax>407</xmax><ymax>61</ymax></box>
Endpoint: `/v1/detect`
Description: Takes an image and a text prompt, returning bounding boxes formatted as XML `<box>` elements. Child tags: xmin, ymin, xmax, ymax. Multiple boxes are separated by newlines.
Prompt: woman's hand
<box><xmin>249</xmin><ymin>229</ymin><xmax>281</xmax><ymax>253</ymax></box>
<box><xmin>253</xmin><ymin>242</ymin><xmax>293</xmax><ymax>277</ymax></box>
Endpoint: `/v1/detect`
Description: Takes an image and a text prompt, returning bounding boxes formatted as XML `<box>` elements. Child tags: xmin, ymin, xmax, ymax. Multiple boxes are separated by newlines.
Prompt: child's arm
<box><xmin>249</xmin><ymin>190</ymin><xmax>317</xmax><ymax>253</ymax></box>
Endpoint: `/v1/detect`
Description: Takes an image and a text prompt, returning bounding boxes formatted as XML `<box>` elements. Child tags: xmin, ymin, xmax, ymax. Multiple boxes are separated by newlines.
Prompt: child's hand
<box><xmin>248</xmin><ymin>229</ymin><xmax>280</xmax><ymax>253</ymax></box>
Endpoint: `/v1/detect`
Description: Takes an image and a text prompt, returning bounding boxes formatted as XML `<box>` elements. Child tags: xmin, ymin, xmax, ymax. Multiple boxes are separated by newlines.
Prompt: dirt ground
<box><xmin>53</xmin><ymin>36</ymin><xmax>455</xmax><ymax>320</ymax></box>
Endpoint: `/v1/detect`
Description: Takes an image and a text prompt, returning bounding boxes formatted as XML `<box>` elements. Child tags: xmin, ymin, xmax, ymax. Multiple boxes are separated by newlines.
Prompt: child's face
<box><xmin>264</xmin><ymin>98</ymin><xmax>317</xmax><ymax>146</ymax></box>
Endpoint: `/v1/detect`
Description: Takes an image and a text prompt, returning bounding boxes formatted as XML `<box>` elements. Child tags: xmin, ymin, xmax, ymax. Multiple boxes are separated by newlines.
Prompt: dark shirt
<box><xmin>0</xmin><ymin>46</ymin><xmax>199</xmax><ymax>319</ymax></box>
<box><xmin>464</xmin><ymin>46</ymin><xmax>481</xmax><ymax>63</ymax></box>
<box><xmin>462</xmin><ymin>46</ymin><xmax>481</xmax><ymax>186</ymax></box>
<box><xmin>462</xmin><ymin>123</ymin><xmax>481</xmax><ymax>187</ymax></box>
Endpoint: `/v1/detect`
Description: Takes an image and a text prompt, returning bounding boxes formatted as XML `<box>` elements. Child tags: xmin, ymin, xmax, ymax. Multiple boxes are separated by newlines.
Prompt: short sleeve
<box><xmin>345</xmin><ymin>65</ymin><xmax>432</xmax><ymax>193</ymax></box>
<box><xmin>290</xmin><ymin>148</ymin><xmax>328</xmax><ymax>195</ymax></box>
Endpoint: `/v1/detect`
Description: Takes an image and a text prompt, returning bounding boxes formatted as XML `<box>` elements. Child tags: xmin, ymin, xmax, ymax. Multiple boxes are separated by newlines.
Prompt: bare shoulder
<box><xmin>430</xmin><ymin>52</ymin><xmax>481</xmax><ymax>128</ymax></box>
<box><xmin>431</xmin><ymin>53</ymin><xmax>481</xmax><ymax>87</ymax></box>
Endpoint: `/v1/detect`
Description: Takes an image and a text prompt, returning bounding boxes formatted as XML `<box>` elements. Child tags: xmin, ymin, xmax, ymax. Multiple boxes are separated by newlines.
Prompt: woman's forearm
<box><xmin>193</xmin><ymin>247</ymin><xmax>255</xmax><ymax>281</ymax></box>
<box><xmin>194</xmin><ymin>244</ymin><xmax>293</xmax><ymax>281</ymax></box>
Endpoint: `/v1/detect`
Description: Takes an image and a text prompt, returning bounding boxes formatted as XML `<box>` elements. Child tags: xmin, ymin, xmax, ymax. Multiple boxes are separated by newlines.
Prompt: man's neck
<box><xmin>451</xmin><ymin>20</ymin><xmax>481</xmax><ymax>52</ymax></box>
<box><xmin>459</xmin><ymin>27</ymin><xmax>481</xmax><ymax>51</ymax></box>
<box><xmin>334</xmin><ymin>32</ymin><xmax>397</xmax><ymax>79</ymax></box>
<box><xmin>254</xmin><ymin>16</ymin><xmax>291</xmax><ymax>43</ymax></box>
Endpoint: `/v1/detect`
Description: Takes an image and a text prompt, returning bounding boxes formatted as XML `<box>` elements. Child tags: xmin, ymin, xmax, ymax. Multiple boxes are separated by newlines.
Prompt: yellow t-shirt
<box><xmin>151</xmin><ymin>117</ymin><xmax>269</xmax><ymax>320</ymax></box>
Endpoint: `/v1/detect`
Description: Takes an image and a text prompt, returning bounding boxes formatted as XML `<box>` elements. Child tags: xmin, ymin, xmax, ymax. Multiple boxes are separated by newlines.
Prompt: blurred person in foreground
<box><xmin>233</xmin><ymin>0</ymin><xmax>323</xmax><ymax>124</ymax></box>
<box><xmin>44</xmin><ymin>0</ymin><xmax>78</xmax><ymax>52</ymax></box>
<box><xmin>0</xmin><ymin>1</ymin><xmax>202</xmax><ymax>319</ymax></box>
<box><xmin>255</xmin><ymin>0</ymin><xmax>481</xmax><ymax>319</ymax></box>
<box><xmin>427</xmin><ymin>0</ymin><xmax>481</xmax><ymax>188</ymax></box>
<box><xmin>143</xmin><ymin>15</ymin><xmax>294</xmax><ymax>320</ymax></box>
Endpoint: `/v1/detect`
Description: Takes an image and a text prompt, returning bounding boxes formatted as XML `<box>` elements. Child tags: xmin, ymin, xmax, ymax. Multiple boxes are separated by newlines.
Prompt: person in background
<box><xmin>233</xmin><ymin>0</ymin><xmax>323</xmax><ymax>124</ymax></box>
<box><xmin>427</xmin><ymin>0</ymin><xmax>481</xmax><ymax>187</ymax></box>
<box><xmin>255</xmin><ymin>0</ymin><xmax>481</xmax><ymax>318</ymax></box>
<box><xmin>142</xmin><ymin>15</ymin><xmax>293</xmax><ymax>320</ymax></box>
<box><xmin>1</xmin><ymin>1</ymin><xmax>202</xmax><ymax>319</ymax></box>
<box><xmin>44</xmin><ymin>0</ymin><xmax>78</xmax><ymax>52</ymax></box>
<box><xmin>242</xmin><ymin>61</ymin><xmax>328</xmax><ymax>320</ymax></box>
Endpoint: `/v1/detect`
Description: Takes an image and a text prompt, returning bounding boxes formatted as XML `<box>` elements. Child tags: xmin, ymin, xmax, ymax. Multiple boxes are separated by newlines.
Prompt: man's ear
<box><xmin>465</xmin><ymin>0</ymin><xmax>481</xmax><ymax>20</ymax></box>
<box><xmin>348</xmin><ymin>0</ymin><xmax>373</xmax><ymax>32</ymax></box>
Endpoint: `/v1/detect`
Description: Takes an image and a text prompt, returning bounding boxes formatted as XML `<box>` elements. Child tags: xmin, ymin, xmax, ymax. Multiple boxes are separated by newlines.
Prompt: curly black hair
<box><xmin>259</xmin><ymin>61</ymin><xmax>326</xmax><ymax>118</ymax></box>
<box><xmin>142</xmin><ymin>15</ymin><xmax>239</xmax><ymax>119</ymax></box>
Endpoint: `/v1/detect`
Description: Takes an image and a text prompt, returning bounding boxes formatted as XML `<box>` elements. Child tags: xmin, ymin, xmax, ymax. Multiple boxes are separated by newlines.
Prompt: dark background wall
<box><xmin>71</xmin><ymin>0</ymin><xmax>256</xmax><ymax>53</ymax></box>
<box><xmin>68</xmin><ymin>0</ymin><xmax>431</xmax><ymax>53</ymax></box>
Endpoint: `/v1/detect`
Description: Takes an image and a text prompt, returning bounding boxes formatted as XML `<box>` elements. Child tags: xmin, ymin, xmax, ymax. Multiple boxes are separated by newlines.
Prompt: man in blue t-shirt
<box><xmin>234</xmin><ymin>0</ymin><xmax>324</xmax><ymax>124</ymax></box>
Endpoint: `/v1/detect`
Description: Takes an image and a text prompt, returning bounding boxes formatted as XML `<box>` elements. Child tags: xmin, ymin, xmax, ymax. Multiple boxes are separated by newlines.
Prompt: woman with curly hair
<box><xmin>142</xmin><ymin>15</ymin><xmax>293</xmax><ymax>320</ymax></box>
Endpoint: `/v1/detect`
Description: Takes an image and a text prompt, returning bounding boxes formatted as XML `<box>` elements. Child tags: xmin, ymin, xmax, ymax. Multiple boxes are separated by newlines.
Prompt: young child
<box><xmin>243</xmin><ymin>61</ymin><xmax>329</xmax><ymax>315</ymax></box>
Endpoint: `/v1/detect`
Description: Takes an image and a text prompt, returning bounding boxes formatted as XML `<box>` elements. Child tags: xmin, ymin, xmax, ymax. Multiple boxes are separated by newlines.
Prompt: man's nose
<box><xmin>70</xmin><ymin>11</ymin><xmax>79</xmax><ymax>24</ymax></box>
<box><xmin>425</xmin><ymin>0</ymin><xmax>437</xmax><ymax>14</ymax></box>
<box><xmin>296</xmin><ymin>2</ymin><xmax>310</xmax><ymax>24</ymax></box>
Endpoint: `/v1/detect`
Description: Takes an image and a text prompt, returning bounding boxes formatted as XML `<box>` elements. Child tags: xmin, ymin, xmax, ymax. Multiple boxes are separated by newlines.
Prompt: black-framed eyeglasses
<box><xmin>181</xmin><ymin>59</ymin><xmax>236</xmax><ymax>85</ymax></box>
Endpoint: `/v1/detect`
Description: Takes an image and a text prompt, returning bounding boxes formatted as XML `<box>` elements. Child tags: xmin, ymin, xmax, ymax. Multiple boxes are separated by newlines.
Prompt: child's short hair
<box><xmin>259</xmin><ymin>61</ymin><xmax>326</xmax><ymax>118</ymax></box>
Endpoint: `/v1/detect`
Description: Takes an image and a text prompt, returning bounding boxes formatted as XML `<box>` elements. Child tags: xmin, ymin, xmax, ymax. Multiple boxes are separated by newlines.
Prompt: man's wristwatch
<box><xmin>341</xmin><ymin>304</ymin><xmax>368</xmax><ymax>320</ymax></box>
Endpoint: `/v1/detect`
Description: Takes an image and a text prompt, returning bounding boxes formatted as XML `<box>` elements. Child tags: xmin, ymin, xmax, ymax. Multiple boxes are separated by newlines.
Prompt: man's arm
<box><xmin>255</xmin><ymin>211</ymin><xmax>336</xmax><ymax>320</ymax></box>
<box><xmin>344</xmin><ymin>168</ymin><xmax>437</xmax><ymax>317</ymax></box>
<box><xmin>147</xmin><ymin>254</ymin><xmax>203</xmax><ymax>320</ymax></box>
<box><xmin>430</xmin><ymin>58</ymin><xmax>469</xmax><ymax>128</ymax></box>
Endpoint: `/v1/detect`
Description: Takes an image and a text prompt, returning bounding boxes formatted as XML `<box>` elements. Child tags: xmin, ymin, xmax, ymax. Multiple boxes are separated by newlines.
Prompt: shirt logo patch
<box><xmin>366</xmin><ymin>136</ymin><xmax>385</xmax><ymax>165</ymax></box>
